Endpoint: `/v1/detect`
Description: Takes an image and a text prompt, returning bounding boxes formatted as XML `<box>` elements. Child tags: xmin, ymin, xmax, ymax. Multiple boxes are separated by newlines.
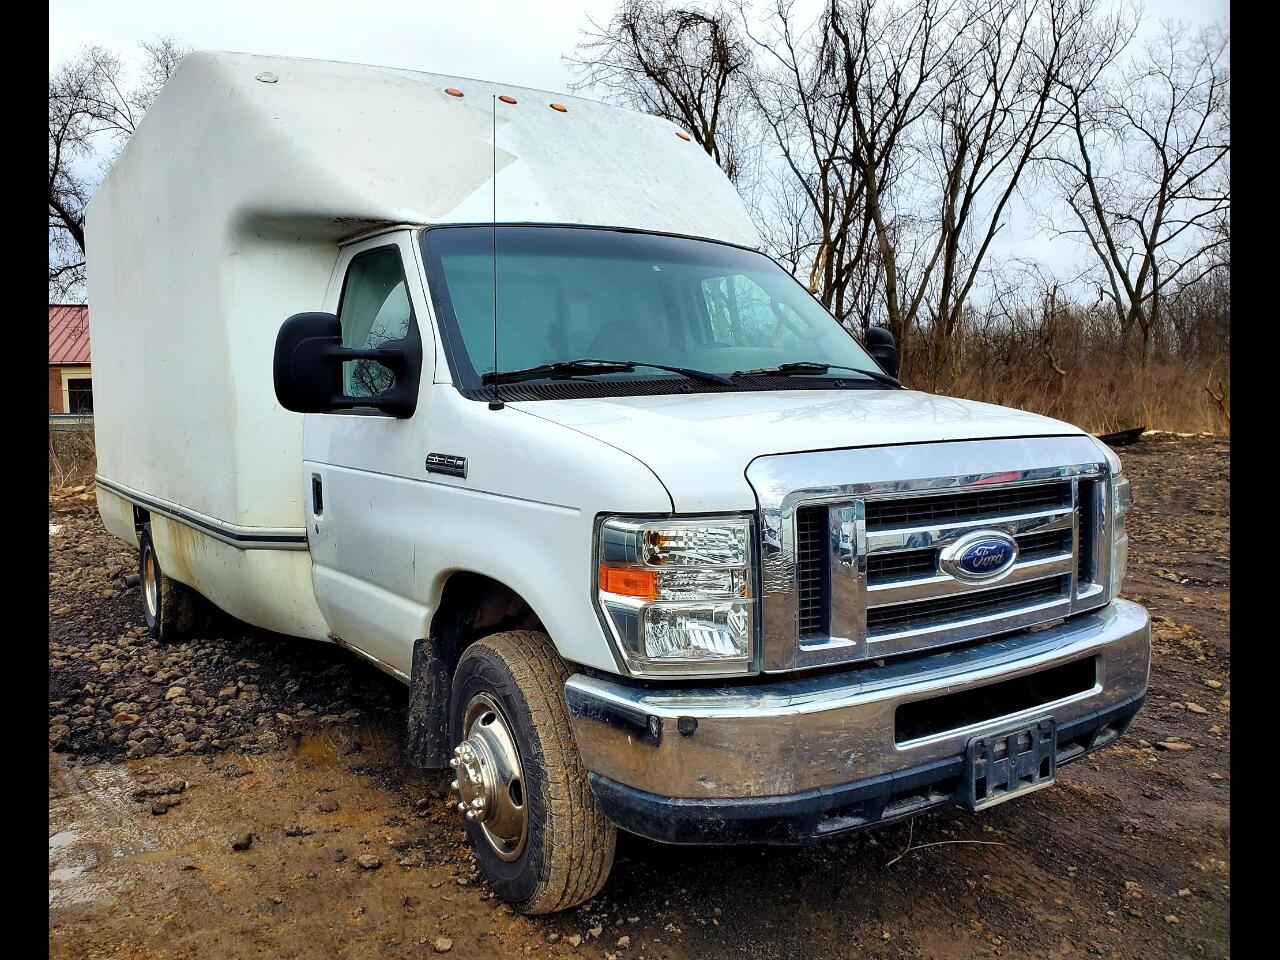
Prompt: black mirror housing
<box><xmin>273</xmin><ymin>312</ymin><xmax>344</xmax><ymax>413</ymax></box>
<box><xmin>273</xmin><ymin>312</ymin><xmax>420</xmax><ymax>418</ymax></box>
<box><xmin>865</xmin><ymin>326</ymin><xmax>900</xmax><ymax>380</ymax></box>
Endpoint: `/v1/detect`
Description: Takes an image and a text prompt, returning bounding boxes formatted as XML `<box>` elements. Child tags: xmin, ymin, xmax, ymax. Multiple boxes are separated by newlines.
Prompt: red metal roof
<box><xmin>50</xmin><ymin>304</ymin><xmax>91</xmax><ymax>365</ymax></box>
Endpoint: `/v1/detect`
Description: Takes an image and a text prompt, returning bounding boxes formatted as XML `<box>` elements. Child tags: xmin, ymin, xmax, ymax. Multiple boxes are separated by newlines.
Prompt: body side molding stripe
<box><xmin>94</xmin><ymin>475</ymin><xmax>309</xmax><ymax>551</ymax></box>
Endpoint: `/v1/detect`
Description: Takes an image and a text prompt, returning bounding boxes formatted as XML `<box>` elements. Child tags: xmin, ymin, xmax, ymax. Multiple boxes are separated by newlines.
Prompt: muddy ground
<box><xmin>49</xmin><ymin>435</ymin><xmax>1230</xmax><ymax>959</ymax></box>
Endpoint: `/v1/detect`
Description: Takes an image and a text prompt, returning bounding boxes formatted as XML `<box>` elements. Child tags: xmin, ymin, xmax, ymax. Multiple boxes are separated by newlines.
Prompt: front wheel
<box><xmin>448</xmin><ymin>630</ymin><xmax>616</xmax><ymax>913</ymax></box>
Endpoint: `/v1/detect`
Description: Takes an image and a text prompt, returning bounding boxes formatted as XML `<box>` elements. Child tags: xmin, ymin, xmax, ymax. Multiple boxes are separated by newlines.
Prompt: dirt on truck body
<box><xmin>49</xmin><ymin>435</ymin><xmax>1229</xmax><ymax>960</ymax></box>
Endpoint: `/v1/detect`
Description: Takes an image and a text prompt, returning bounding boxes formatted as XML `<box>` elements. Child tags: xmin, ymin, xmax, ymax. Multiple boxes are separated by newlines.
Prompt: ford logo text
<box><xmin>939</xmin><ymin>530</ymin><xmax>1019</xmax><ymax>583</ymax></box>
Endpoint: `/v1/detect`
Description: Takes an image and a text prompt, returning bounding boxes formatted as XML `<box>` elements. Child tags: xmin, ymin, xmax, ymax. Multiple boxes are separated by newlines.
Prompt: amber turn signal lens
<box><xmin>445</xmin><ymin>87</ymin><xmax>464</xmax><ymax>97</ymax></box>
<box><xmin>599</xmin><ymin>565</ymin><xmax>657</xmax><ymax>600</ymax></box>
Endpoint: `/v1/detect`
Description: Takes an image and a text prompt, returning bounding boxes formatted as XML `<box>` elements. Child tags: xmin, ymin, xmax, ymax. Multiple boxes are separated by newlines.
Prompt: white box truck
<box><xmin>88</xmin><ymin>52</ymin><xmax>1150</xmax><ymax>913</ymax></box>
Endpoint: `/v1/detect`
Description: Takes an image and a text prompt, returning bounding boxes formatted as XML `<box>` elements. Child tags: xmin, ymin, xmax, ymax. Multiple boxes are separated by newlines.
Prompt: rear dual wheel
<box><xmin>138</xmin><ymin>524</ymin><xmax>201</xmax><ymax>641</ymax></box>
<box><xmin>448</xmin><ymin>630</ymin><xmax>616</xmax><ymax>914</ymax></box>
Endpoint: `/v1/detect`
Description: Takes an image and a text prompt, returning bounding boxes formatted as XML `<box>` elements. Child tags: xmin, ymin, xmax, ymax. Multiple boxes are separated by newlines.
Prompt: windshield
<box><xmin>421</xmin><ymin>226</ymin><xmax>881</xmax><ymax>390</ymax></box>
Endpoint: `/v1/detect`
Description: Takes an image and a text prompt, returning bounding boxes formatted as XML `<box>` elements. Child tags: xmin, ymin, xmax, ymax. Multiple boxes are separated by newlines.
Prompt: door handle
<box><xmin>311</xmin><ymin>473</ymin><xmax>324</xmax><ymax>515</ymax></box>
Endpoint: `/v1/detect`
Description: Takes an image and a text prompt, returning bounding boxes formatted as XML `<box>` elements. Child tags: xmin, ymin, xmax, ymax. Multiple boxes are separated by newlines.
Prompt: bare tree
<box><xmin>742</xmin><ymin>0</ymin><xmax>1125</xmax><ymax>376</ymax></box>
<box><xmin>49</xmin><ymin>37</ymin><xmax>188</xmax><ymax>299</ymax></box>
<box><xmin>1049</xmin><ymin>21</ymin><xmax>1229</xmax><ymax>360</ymax></box>
<box><xmin>744</xmin><ymin>0</ymin><xmax>931</xmax><ymax>334</ymax></box>
<box><xmin>821</xmin><ymin>0</ymin><xmax>968</xmax><ymax>344</ymax></box>
<box><xmin>904</xmin><ymin>0</ymin><xmax>1132</xmax><ymax>377</ymax></box>
<box><xmin>569</xmin><ymin>0</ymin><xmax>753</xmax><ymax>183</ymax></box>
<box><xmin>745</xmin><ymin>1</ymin><xmax>851</xmax><ymax>314</ymax></box>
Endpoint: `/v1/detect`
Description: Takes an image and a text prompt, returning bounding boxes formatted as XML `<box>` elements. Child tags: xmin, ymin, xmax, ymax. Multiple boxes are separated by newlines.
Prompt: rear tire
<box><xmin>138</xmin><ymin>524</ymin><xmax>200</xmax><ymax>641</ymax></box>
<box><xmin>448</xmin><ymin>630</ymin><xmax>616</xmax><ymax>914</ymax></box>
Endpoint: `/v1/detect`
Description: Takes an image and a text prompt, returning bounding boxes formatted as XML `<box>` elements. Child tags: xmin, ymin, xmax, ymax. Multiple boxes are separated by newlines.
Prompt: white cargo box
<box><xmin>86</xmin><ymin>51</ymin><xmax>759</xmax><ymax>638</ymax></box>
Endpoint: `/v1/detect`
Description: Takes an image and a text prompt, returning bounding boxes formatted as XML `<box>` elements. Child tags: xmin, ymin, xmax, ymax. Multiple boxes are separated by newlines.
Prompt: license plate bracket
<box><xmin>963</xmin><ymin>717</ymin><xmax>1057</xmax><ymax>810</ymax></box>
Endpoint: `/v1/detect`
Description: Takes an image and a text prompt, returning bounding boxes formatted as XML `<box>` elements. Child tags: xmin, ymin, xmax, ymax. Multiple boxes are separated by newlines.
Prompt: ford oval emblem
<box><xmin>939</xmin><ymin>530</ymin><xmax>1019</xmax><ymax>583</ymax></box>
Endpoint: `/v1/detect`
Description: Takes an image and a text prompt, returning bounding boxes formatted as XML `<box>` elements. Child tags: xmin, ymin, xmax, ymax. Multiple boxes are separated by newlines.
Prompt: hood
<box><xmin>511</xmin><ymin>389</ymin><xmax>1085</xmax><ymax>512</ymax></box>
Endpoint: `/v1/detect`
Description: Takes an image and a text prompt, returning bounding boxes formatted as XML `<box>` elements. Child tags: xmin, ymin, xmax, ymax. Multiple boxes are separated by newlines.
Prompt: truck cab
<box><xmin>88</xmin><ymin>52</ymin><xmax>1149</xmax><ymax>915</ymax></box>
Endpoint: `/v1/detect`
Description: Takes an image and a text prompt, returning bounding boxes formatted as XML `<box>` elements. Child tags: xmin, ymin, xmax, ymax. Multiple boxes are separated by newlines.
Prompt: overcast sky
<box><xmin>50</xmin><ymin>0</ymin><xmax>1228</xmax><ymax>282</ymax></box>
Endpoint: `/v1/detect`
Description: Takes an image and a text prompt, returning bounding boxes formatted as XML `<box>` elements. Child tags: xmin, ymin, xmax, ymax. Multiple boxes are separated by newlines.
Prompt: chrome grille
<box><xmin>866</xmin><ymin>575</ymin><xmax>1069</xmax><ymax>635</ymax></box>
<box><xmin>862</xmin><ymin>479</ymin><xmax>1080</xmax><ymax>656</ymax></box>
<box><xmin>1019</xmin><ymin>529</ymin><xmax>1073</xmax><ymax>561</ymax></box>
<box><xmin>867</xmin><ymin>547</ymin><xmax>937</xmax><ymax>583</ymax></box>
<box><xmin>864</xmin><ymin>483</ymin><xmax>1072</xmax><ymax>530</ymax></box>
<box><xmin>866</xmin><ymin>527</ymin><xmax>1072</xmax><ymax>586</ymax></box>
<box><xmin>1076</xmin><ymin>478</ymin><xmax>1100</xmax><ymax>588</ymax></box>
<box><xmin>747</xmin><ymin>435</ymin><xmax>1116</xmax><ymax>674</ymax></box>
<box><xmin>795</xmin><ymin>506</ymin><xmax>827</xmax><ymax>638</ymax></box>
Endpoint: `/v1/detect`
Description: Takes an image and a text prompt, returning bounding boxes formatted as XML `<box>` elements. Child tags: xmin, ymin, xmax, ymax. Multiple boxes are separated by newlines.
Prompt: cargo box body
<box><xmin>86</xmin><ymin>51</ymin><xmax>759</xmax><ymax>640</ymax></box>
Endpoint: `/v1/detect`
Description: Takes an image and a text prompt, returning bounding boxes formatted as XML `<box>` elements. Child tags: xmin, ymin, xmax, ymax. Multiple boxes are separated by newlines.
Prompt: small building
<box><xmin>49</xmin><ymin>304</ymin><xmax>92</xmax><ymax>415</ymax></box>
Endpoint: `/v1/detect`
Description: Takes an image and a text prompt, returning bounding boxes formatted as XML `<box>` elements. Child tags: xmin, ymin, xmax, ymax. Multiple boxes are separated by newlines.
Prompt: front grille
<box><xmin>860</xmin><ymin>479</ymin><xmax>1081</xmax><ymax>655</ymax></box>
<box><xmin>795</xmin><ymin>506</ymin><xmax>827</xmax><ymax>638</ymax></box>
<box><xmin>864</xmin><ymin>482</ymin><xmax>1072</xmax><ymax>530</ymax></box>
<box><xmin>1077</xmin><ymin>479</ymin><xmax>1099</xmax><ymax>588</ymax></box>
<box><xmin>868</xmin><ymin>548</ymin><xmax>937</xmax><ymax>583</ymax></box>
<box><xmin>1016</xmin><ymin>529</ymin><xmax>1072</xmax><ymax>561</ymax></box>
<box><xmin>788</xmin><ymin>474</ymin><xmax>1103</xmax><ymax>663</ymax></box>
<box><xmin>866</xmin><ymin>528</ymin><xmax>1072</xmax><ymax>586</ymax></box>
<box><xmin>867</xmin><ymin>576</ymin><xmax>1069</xmax><ymax>635</ymax></box>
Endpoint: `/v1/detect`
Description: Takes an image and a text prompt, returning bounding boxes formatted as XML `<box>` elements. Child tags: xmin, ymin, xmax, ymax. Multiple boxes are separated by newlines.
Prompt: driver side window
<box><xmin>338</xmin><ymin>247</ymin><xmax>414</xmax><ymax>397</ymax></box>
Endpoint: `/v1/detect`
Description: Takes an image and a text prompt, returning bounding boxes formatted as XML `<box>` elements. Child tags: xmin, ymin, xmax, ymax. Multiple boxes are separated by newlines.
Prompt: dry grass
<box><xmin>49</xmin><ymin>422</ymin><xmax>97</xmax><ymax>489</ymax></box>
<box><xmin>923</xmin><ymin>355</ymin><xmax>1229</xmax><ymax>435</ymax></box>
<box><xmin>893</xmin><ymin>268</ymin><xmax>1229</xmax><ymax>435</ymax></box>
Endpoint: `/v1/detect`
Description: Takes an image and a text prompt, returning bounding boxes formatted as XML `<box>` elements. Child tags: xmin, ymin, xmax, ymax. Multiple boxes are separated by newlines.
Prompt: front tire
<box><xmin>138</xmin><ymin>524</ymin><xmax>200</xmax><ymax>641</ymax></box>
<box><xmin>448</xmin><ymin>630</ymin><xmax>616</xmax><ymax>913</ymax></box>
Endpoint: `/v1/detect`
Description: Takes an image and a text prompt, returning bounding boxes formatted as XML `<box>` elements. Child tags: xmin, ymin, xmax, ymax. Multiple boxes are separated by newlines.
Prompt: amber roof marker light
<box><xmin>499</xmin><ymin>95</ymin><xmax>517</xmax><ymax>105</ymax></box>
<box><xmin>550</xmin><ymin>102</ymin><xmax>568</xmax><ymax>113</ymax></box>
<box><xmin>445</xmin><ymin>87</ymin><xmax>464</xmax><ymax>97</ymax></box>
<box><xmin>676</xmin><ymin>131</ymin><xmax>692</xmax><ymax>141</ymax></box>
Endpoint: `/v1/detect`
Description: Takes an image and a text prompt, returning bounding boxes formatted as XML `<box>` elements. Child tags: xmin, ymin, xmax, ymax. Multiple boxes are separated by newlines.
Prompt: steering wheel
<box><xmin>771</xmin><ymin>299</ymin><xmax>824</xmax><ymax>342</ymax></box>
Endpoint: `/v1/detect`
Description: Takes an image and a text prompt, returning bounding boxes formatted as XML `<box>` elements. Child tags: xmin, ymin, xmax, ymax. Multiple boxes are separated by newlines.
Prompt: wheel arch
<box><xmin>407</xmin><ymin>570</ymin><xmax>548</xmax><ymax>769</ymax></box>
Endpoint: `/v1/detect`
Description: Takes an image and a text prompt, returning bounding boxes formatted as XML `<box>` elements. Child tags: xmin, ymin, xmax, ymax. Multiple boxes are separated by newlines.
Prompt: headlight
<box><xmin>595</xmin><ymin>516</ymin><xmax>755</xmax><ymax>676</ymax></box>
<box><xmin>1109</xmin><ymin>472</ymin><xmax>1131</xmax><ymax>597</ymax></box>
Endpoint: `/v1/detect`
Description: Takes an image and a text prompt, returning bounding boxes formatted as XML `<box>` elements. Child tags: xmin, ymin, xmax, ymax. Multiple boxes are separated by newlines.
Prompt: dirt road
<box><xmin>49</xmin><ymin>435</ymin><xmax>1230</xmax><ymax>959</ymax></box>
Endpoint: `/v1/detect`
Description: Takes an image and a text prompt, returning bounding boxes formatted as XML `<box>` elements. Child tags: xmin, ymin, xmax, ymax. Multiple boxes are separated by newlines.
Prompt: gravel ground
<box><xmin>49</xmin><ymin>435</ymin><xmax>1230</xmax><ymax>959</ymax></box>
<box><xmin>49</xmin><ymin>494</ymin><xmax>404</xmax><ymax>762</ymax></box>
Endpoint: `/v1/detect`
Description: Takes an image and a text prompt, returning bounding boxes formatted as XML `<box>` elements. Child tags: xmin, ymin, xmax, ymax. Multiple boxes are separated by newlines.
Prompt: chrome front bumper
<box><xmin>565</xmin><ymin>600</ymin><xmax>1149</xmax><ymax>818</ymax></box>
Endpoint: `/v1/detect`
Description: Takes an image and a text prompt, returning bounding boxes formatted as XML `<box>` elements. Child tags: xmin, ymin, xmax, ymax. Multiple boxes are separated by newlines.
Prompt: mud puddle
<box><xmin>48</xmin><ymin>719</ymin><xmax>596</xmax><ymax>960</ymax></box>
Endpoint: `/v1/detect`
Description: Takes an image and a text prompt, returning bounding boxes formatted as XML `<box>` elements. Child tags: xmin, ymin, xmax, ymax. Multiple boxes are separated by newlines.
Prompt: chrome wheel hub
<box><xmin>449</xmin><ymin>693</ymin><xmax>527</xmax><ymax>861</ymax></box>
<box><xmin>142</xmin><ymin>548</ymin><xmax>159</xmax><ymax>621</ymax></box>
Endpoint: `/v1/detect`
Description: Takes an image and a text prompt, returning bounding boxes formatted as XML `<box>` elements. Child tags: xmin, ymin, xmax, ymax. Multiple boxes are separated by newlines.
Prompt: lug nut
<box><xmin>456</xmin><ymin>802</ymin><xmax>467</xmax><ymax>813</ymax></box>
<box><xmin>450</xmin><ymin>780</ymin><xmax>459</xmax><ymax>791</ymax></box>
<box><xmin>449</xmin><ymin>757</ymin><xmax>459</xmax><ymax>768</ymax></box>
<box><xmin>471</xmin><ymin>797</ymin><xmax>485</xmax><ymax>808</ymax></box>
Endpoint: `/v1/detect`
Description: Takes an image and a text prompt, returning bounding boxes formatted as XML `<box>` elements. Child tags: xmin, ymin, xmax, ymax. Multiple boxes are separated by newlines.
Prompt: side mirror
<box><xmin>273</xmin><ymin>312</ymin><xmax>419</xmax><ymax>418</ymax></box>
<box><xmin>273</xmin><ymin>312</ymin><xmax>344</xmax><ymax>413</ymax></box>
<box><xmin>865</xmin><ymin>326</ymin><xmax>900</xmax><ymax>380</ymax></box>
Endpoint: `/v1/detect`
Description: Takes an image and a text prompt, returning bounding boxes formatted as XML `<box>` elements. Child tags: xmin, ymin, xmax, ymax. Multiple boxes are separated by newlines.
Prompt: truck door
<box><xmin>303</xmin><ymin>231</ymin><xmax>435</xmax><ymax>679</ymax></box>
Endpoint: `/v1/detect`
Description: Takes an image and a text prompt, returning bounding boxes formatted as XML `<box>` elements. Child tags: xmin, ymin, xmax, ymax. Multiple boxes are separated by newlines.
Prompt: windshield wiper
<box><xmin>482</xmin><ymin>358</ymin><xmax>733</xmax><ymax>387</ymax></box>
<box><xmin>731</xmin><ymin>361</ymin><xmax>902</xmax><ymax>388</ymax></box>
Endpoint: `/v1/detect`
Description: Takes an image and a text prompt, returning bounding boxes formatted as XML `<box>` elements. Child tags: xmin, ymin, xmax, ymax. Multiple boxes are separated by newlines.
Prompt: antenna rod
<box><xmin>489</xmin><ymin>94</ymin><xmax>503</xmax><ymax>411</ymax></box>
